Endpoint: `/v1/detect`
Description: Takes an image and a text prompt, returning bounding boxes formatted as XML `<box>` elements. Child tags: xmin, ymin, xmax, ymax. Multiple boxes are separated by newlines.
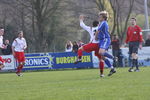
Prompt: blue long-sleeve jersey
<box><xmin>98</xmin><ymin>21</ymin><xmax>110</xmax><ymax>40</ymax></box>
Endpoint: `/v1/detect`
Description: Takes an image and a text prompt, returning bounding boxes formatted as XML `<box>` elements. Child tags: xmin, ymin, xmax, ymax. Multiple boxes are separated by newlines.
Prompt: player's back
<box><xmin>80</xmin><ymin>20</ymin><xmax>99</xmax><ymax>43</ymax></box>
<box><xmin>98</xmin><ymin>21</ymin><xmax>110</xmax><ymax>40</ymax></box>
<box><xmin>91</xmin><ymin>26</ymin><xmax>99</xmax><ymax>43</ymax></box>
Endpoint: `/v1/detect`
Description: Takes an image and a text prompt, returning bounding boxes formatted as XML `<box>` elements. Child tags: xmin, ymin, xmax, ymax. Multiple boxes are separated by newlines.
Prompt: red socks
<box><xmin>16</xmin><ymin>65</ymin><xmax>23</xmax><ymax>73</ymax></box>
<box><xmin>99</xmin><ymin>61</ymin><xmax>104</xmax><ymax>74</ymax></box>
<box><xmin>78</xmin><ymin>49</ymin><xmax>83</xmax><ymax>57</ymax></box>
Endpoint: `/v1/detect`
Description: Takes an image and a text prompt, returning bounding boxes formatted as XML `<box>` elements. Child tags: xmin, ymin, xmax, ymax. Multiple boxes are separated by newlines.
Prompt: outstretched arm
<box><xmin>79</xmin><ymin>15</ymin><xmax>91</xmax><ymax>33</ymax></box>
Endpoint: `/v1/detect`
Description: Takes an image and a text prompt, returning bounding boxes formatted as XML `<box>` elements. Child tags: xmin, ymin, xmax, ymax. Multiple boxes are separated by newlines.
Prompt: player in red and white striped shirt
<box><xmin>12</xmin><ymin>31</ymin><xmax>27</xmax><ymax>76</ymax></box>
<box><xmin>0</xmin><ymin>29</ymin><xmax>6</xmax><ymax>70</ymax></box>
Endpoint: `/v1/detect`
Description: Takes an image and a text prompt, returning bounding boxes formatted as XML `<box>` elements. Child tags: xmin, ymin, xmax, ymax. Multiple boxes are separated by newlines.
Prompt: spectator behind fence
<box><xmin>78</xmin><ymin>40</ymin><xmax>84</xmax><ymax>48</ymax></box>
<box><xmin>72</xmin><ymin>41</ymin><xmax>79</xmax><ymax>53</ymax></box>
<box><xmin>111</xmin><ymin>35</ymin><xmax>120</xmax><ymax>57</ymax></box>
<box><xmin>111</xmin><ymin>35</ymin><xmax>120</xmax><ymax>67</ymax></box>
<box><xmin>65</xmin><ymin>40</ymin><xmax>73</xmax><ymax>52</ymax></box>
<box><xmin>145</xmin><ymin>34</ymin><xmax>150</xmax><ymax>46</ymax></box>
<box><xmin>1</xmin><ymin>39</ymin><xmax>12</xmax><ymax>55</ymax></box>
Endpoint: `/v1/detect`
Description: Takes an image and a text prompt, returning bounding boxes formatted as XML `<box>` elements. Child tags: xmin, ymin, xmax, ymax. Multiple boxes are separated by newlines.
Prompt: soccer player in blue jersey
<box><xmin>96</xmin><ymin>11</ymin><xmax>116</xmax><ymax>76</ymax></box>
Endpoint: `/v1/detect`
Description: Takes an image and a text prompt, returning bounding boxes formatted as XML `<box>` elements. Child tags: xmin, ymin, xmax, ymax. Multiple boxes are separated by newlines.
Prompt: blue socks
<box><xmin>102</xmin><ymin>52</ymin><xmax>113</xmax><ymax>59</ymax></box>
<box><xmin>104</xmin><ymin>59</ymin><xmax>111</xmax><ymax>68</ymax></box>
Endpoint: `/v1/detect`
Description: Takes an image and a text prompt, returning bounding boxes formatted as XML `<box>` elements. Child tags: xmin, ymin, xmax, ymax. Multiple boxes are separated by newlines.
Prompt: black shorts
<box><xmin>129</xmin><ymin>41</ymin><xmax>139</xmax><ymax>54</ymax></box>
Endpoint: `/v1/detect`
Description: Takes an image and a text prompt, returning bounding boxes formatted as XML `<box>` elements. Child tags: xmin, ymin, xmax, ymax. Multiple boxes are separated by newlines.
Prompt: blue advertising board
<box><xmin>23</xmin><ymin>52</ymin><xmax>93</xmax><ymax>70</ymax></box>
<box><xmin>92</xmin><ymin>47</ymin><xmax>150</xmax><ymax>68</ymax></box>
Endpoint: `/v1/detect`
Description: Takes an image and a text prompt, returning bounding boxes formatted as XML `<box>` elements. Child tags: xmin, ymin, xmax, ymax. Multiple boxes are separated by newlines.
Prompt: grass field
<box><xmin>0</xmin><ymin>67</ymin><xmax>150</xmax><ymax>100</ymax></box>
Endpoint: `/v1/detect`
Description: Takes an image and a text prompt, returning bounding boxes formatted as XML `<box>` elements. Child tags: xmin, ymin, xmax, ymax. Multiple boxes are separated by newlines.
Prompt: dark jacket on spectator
<box><xmin>145</xmin><ymin>39</ymin><xmax>150</xmax><ymax>46</ymax></box>
<box><xmin>73</xmin><ymin>44</ymin><xmax>79</xmax><ymax>53</ymax></box>
<box><xmin>111</xmin><ymin>39</ymin><xmax>120</xmax><ymax>50</ymax></box>
<box><xmin>1</xmin><ymin>44</ymin><xmax>12</xmax><ymax>55</ymax></box>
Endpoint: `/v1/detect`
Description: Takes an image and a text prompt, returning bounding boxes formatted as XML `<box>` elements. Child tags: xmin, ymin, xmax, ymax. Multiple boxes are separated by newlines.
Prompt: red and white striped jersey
<box><xmin>12</xmin><ymin>37</ymin><xmax>27</xmax><ymax>52</ymax></box>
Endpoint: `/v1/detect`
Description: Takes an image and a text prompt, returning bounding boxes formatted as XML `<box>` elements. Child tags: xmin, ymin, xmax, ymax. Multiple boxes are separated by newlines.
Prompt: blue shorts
<box><xmin>99</xmin><ymin>38</ymin><xmax>111</xmax><ymax>50</ymax></box>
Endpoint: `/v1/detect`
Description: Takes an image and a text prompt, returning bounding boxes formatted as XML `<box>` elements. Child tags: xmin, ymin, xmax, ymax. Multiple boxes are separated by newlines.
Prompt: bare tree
<box><xmin>94</xmin><ymin>0</ymin><xmax>135</xmax><ymax>43</ymax></box>
<box><xmin>109</xmin><ymin>0</ymin><xmax>135</xmax><ymax>43</ymax></box>
<box><xmin>95</xmin><ymin>0</ymin><xmax>106</xmax><ymax>11</ymax></box>
<box><xmin>26</xmin><ymin>0</ymin><xmax>61</xmax><ymax>52</ymax></box>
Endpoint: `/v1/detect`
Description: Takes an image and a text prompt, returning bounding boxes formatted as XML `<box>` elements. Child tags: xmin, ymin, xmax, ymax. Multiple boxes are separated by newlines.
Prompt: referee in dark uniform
<box><xmin>125</xmin><ymin>17</ymin><xmax>143</xmax><ymax>72</ymax></box>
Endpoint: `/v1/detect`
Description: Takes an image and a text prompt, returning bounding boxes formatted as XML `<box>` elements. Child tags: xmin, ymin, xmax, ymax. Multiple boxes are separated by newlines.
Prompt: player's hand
<box><xmin>2</xmin><ymin>44</ymin><xmax>7</xmax><ymax>49</ymax></box>
<box><xmin>13</xmin><ymin>52</ymin><xmax>16</xmax><ymax>58</ymax></box>
<box><xmin>139</xmin><ymin>44</ymin><xmax>142</xmax><ymax>50</ymax></box>
<box><xmin>23</xmin><ymin>47</ymin><xmax>26</xmax><ymax>50</ymax></box>
<box><xmin>79</xmin><ymin>15</ymin><xmax>85</xmax><ymax>20</ymax></box>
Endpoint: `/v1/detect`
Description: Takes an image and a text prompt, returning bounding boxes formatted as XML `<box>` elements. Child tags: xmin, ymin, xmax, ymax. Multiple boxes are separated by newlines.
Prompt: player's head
<box><xmin>98</xmin><ymin>11</ymin><xmax>109</xmax><ymax>22</ymax></box>
<box><xmin>92</xmin><ymin>20</ymin><xmax>99</xmax><ymax>27</ymax></box>
<box><xmin>18</xmin><ymin>31</ymin><xmax>23</xmax><ymax>38</ymax></box>
<box><xmin>0</xmin><ymin>29</ymin><xmax>4</xmax><ymax>36</ymax></box>
<box><xmin>66</xmin><ymin>40</ymin><xmax>72</xmax><ymax>45</ymax></box>
<box><xmin>130</xmin><ymin>17</ymin><xmax>136</xmax><ymax>26</ymax></box>
<box><xmin>73</xmin><ymin>41</ymin><xmax>78</xmax><ymax>45</ymax></box>
<box><xmin>113</xmin><ymin>35</ymin><xmax>118</xmax><ymax>40</ymax></box>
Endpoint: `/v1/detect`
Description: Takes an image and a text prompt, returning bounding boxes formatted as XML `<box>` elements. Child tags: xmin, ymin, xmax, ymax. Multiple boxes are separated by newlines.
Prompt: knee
<box><xmin>79</xmin><ymin>47</ymin><xmax>84</xmax><ymax>51</ymax></box>
<box><xmin>100</xmin><ymin>59</ymin><xmax>104</xmax><ymax>62</ymax></box>
<box><xmin>19</xmin><ymin>62</ymin><xmax>25</xmax><ymax>66</ymax></box>
<box><xmin>99</xmin><ymin>49</ymin><xmax>105</xmax><ymax>55</ymax></box>
<box><xmin>132</xmin><ymin>53</ymin><xmax>138</xmax><ymax>59</ymax></box>
<box><xmin>96</xmin><ymin>54</ymin><xmax>101</xmax><ymax>59</ymax></box>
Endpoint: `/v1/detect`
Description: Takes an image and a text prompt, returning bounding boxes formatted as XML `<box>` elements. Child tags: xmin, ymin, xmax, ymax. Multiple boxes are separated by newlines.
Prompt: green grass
<box><xmin>0</xmin><ymin>67</ymin><xmax>150</xmax><ymax>100</ymax></box>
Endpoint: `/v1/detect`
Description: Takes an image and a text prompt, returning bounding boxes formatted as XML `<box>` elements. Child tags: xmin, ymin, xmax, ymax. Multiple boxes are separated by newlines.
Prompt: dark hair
<box><xmin>18</xmin><ymin>31</ymin><xmax>23</xmax><ymax>34</ymax></box>
<box><xmin>93</xmin><ymin>20</ymin><xmax>99</xmax><ymax>27</ymax></box>
<box><xmin>73</xmin><ymin>41</ymin><xmax>77</xmax><ymax>44</ymax></box>
<box><xmin>0</xmin><ymin>27</ymin><xmax>4</xmax><ymax>29</ymax></box>
<box><xmin>131</xmin><ymin>17</ymin><xmax>136</xmax><ymax>21</ymax></box>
